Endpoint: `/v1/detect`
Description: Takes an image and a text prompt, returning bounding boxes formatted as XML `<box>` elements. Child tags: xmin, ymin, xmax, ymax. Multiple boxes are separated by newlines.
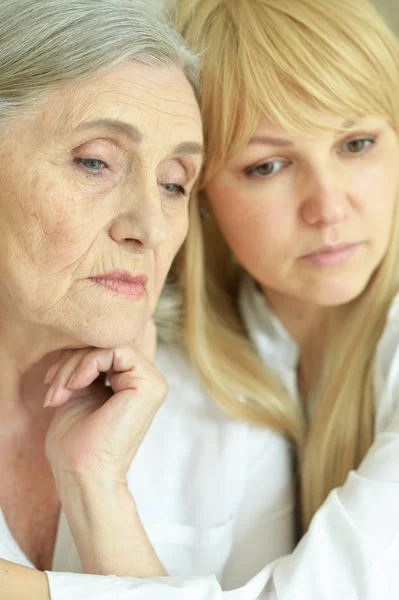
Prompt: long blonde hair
<box><xmin>166</xmin><ymin>0</ymin><xmax>399</xmax><ymax>530</ymax></box>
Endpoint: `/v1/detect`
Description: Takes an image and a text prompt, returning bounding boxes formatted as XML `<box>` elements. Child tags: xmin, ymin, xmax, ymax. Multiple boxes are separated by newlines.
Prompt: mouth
<box><xmin>299</xmin><ymin>242</ymin><xmax>361</xmax><ymax>267</ymax></box>
<box><xmin>89</xmin><ymin>270</ymin><xmax>148</xmax><ymax>300</ymax></box>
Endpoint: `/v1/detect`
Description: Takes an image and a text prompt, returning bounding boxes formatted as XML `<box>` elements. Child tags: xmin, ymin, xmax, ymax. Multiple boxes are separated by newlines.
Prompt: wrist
<box><xmin>53</xmin><ymin>467</ymin><xmax>129</xmax><ymax>505</ymax></box>
<box><xmin>52</xmin><ymin>470</ymin><xmax>165</xmax><ymax>577</ymax></box>
<box><xmin>54</xmin><ymin>470</ymin><xmax>136</xmax><ymax>570</ymax></box>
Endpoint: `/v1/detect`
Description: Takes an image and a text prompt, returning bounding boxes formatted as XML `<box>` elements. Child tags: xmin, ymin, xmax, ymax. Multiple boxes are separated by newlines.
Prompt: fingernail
<box><xmin>44</xmin><ymin>364</ymin><xmax>58</xmax><ymax>385</ymax></box>
<box><xmin>43</xmin><ymin>384</ymin><xmax>55</xmax><ymax>408</ymax></box>
<box><xmin>44</xmin><ymin>373</ymin><xmax>53</xmax><ymax>385</ymax></box>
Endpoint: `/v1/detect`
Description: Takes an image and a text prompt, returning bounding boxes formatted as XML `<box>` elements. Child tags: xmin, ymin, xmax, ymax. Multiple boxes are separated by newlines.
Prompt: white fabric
<box><xmin>0</xmin><ymin>276</ymin><xmax>295</xmax><ymax>590</ymax></box>
<box><xmin>10</xmin><ymin>276</ymin><xmax>399</xmax><ymax>597</ymax></box>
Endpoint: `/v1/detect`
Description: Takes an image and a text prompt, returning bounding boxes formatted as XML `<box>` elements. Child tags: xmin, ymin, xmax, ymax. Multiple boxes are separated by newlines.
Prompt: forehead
<box><xmin>251</xmin><ymin>113</ymin><xmax>387</xmax><ymax>143</ymax></box>
<box><xmin>35</xmin><ymin>62</ymin><xmax>203</xmax><ymax>155</ymax></box>
<box><xmin>254</xmin><ymin>113</ymin><xmax>345</xmax><ymax>137</ymax></box>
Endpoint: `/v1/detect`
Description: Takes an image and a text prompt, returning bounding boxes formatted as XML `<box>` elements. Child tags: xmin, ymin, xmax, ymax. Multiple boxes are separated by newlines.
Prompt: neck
<box><xmin>261</xmin><ymin>287</ymin><xmax>330</xmax><ymax>399</ymax></box>
<box><xmin>263</xmin><ymin>287</ymin><xmax>328</xmax><ymax>348</ymax></box>
<box><xmin>0</xmin><ymin>309</ymin><xmax>64</xmax><ymax>419</ymax></box>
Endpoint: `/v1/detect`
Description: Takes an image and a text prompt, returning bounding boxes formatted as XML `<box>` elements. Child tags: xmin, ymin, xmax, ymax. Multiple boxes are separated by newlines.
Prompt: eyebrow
<box><xmin>76</xmin><ymin>119</ymin><xmax>143</xmax><ymax>143</ymax></box>
<box><xmin>248</xmin><ymin>136</ymin><xmax>295</xmax><ymax>148</ymax></box>
<box><xmin>248</xmin><ymin>119</ymin><xmax>363</xmax><ymax>149</ymax></box>
<box><xmin>337</xmin><ymin>119</ymin><xmax>358</xmax><ymax>134</ymax></box>
<box><xmin>341</xmin><ymin>119</ymin><xmax>356</xmax><ymax>129</ymax></box>
<box><xmin>75</xmin><ymin>118</ymin><xmax>204</xmax><ymax>159</ymax></box>
<box><xmin>172</xmin><ymin>141</ymin><xmax>204</xmax><ymax>160</ymax></box>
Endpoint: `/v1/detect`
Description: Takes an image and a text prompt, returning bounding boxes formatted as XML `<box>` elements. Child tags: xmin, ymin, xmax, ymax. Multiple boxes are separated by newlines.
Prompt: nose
<box><xmin>109</xmin><ymin>184</ymin><xmax>167</xmax><ymax>250</ymax></box>
<box><xmin>300</xmin><ymin>166</ymin><xmax>348</xmax><ymax>227</ymax></box>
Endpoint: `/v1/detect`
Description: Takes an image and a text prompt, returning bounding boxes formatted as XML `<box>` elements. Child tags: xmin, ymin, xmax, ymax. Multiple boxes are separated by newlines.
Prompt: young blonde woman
<box><xmin>3</xmin><ymin>0</ymin><xmax>399</xmax><ymax>598</ymax></box>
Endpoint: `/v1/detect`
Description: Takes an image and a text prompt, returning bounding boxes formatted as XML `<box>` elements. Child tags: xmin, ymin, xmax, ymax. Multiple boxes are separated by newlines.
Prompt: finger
<box><xmin>46</xmin><ymin>345</ymin><xmax>152</xmax><ymax>408</ymax></box>
<box><xmin>44</xmin><ymin>346</ymin><xmax>138</xmax><ymax>408</ymax></box>
<box><xmin>66</xmin><ymin>348</ymin><xmax>115</xmax><ymax>390</ymax></box>
<box><xmin>44</xmin><ymin>362</ymin><xmax>60</xmax><ymax>385</ymax></box>
<box><xmin>44</xmin><ymin>348</ymin><xmax>92</xmax><ymax>408</ymax></box>
<box><xmin>108</xmin><ymin>370</ymin><xmax>139</xmax><ymax>394</ymax></box>
<box><xmin>88</xmin><ymin>380</ymin><xmax>166</xmax><ymax>447</ymax></box>
<box><xmin>106</xmin><ymin>365</ymin><xmax>167</xmax><ymax>413</ymax></box>
<box><xmin>111</xmin><ymin>344</ymin><xmax>150</xmax><ymax>373</ymax></box>
<box><xmin>44</xmin><ymin>350</ymin><xmax>74</xmax><ymax>384</ymax></box>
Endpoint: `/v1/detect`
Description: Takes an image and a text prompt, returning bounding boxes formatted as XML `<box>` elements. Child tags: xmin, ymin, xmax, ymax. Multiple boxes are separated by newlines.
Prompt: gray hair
<box><xmin>0</xmin><ymin>0</ymin><xmax>199</xmax><ymax>121</ymax></box>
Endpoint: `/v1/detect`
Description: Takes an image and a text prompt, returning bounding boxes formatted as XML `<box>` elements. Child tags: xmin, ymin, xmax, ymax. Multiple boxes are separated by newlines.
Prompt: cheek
<box><xmin>154</xmin><ymin>212</ymin><xmax>188</xmax><ymax>289</ymax></box>
<box><xmin>165</xmin><ymin>208</ymin><xmax>189</xmax><ymax>258</ymax></box>
<box><xmin>354</xmin><ymin>163</ymin><xmax>397</xmax><ymax>221</ymax></box>
<box><xmin>25</xmin><ymin>181</ymin><xmax>103</xmax><ymax>272</ymax></box>
<box><xmin>42</xmin><ymin>208</ymin><xmax>94</xmax><ymax>253</ymax></box>
<box><xmin>208</xmin><ymin>186</ymin><xmax>290</xmax><ymax>264</ymax></box>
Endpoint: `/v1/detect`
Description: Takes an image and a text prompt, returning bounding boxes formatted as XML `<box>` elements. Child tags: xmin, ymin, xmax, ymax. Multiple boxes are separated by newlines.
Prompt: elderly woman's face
<box><xmin>0</xmin><ymin>62</ymin><xmax>203</xmax><ymax>348</ymax></box>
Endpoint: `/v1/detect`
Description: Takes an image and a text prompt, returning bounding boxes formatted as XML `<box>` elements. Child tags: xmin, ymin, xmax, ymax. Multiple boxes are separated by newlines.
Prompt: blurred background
<box><xmin>374</xmin><ymin>0</ymin><xmax>399</xmax><ymax>35</ymax></box>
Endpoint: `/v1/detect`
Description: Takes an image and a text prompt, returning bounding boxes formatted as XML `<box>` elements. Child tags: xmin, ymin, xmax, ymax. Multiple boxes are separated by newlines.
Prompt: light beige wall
<box><xmin>373</xmin><ymin>0</ymin><xmax>399</xmax><ymax>35</ymax></box>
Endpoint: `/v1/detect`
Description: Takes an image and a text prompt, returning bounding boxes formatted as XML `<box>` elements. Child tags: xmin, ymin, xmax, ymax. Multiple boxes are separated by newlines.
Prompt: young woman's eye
<box><xmin>74</xmin><ymin>157</ymin><xmax>108</xmax><ymax>174</ymax></box>
<box><xmin>341</xmin><ymin>138</ymin><xmax>376</xmax><ymax>154</ymax></box>
<box><xmin>161</xmin><ymin>183</ymin><xmax>188</xmax><ymax>197</ymax></box>
<box><xmin>246</xmin><ymin>160</ymin><xmax>285</xmax><ymax>178</ymax></box>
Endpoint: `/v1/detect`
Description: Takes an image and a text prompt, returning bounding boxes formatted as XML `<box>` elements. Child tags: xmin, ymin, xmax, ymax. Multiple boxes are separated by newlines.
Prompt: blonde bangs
<box><xmin>195</xmin><ymin>7</ymin><xmax>258</xmax><ymax>186</ymax></box>
<box><xmin>195</xmin><ymin>0</ymin><xmax>399</xmax><ymax>186</ymax></box>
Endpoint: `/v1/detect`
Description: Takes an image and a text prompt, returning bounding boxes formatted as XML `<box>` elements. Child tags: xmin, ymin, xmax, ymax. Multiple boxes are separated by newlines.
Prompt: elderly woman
<box><xmin>1</xmin><ymin>1</ymin><xmax>298</xmax><ymax>598</ymax></box>
<box><xmin>0</xmin><ymin>0</ymin><xmax>202</xmax><ymax>584</ymax></box>
<box><xmin>9</xmin><ymin>0</ymin><xmax>399</xmax><ymax>598</ymax></box>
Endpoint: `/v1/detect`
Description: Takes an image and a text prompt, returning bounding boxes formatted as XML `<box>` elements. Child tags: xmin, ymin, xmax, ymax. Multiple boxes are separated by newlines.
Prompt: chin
<box><xmin>83</xmin><ymin>328</ymin><xmax>140</xmax><ymax>349</ymax></box>
<box><xmin>61</xmin><ymin>329</ymin><xmax>138</xmax><ymax>351</ymax></box>
<box><xmin>307</xmin><ymin>275</ymin><xmax>371</xmax><ymax>307</ymax></box>
<box><xmin>59</xmin><ymin>313</ymin><xmax>148</xmax><ymax>350</ymax></box>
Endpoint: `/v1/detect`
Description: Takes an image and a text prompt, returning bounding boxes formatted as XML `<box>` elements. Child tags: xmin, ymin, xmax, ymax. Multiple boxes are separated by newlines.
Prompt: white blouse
<box><xmin>45</xmin><ymin>276</ymin><xmax>399</xmax><ymax>598</ymax></box>
<box><xmin>0</xmin><ymin>277</ymin><xmax>296</xmax><ymax>591</ymax></box>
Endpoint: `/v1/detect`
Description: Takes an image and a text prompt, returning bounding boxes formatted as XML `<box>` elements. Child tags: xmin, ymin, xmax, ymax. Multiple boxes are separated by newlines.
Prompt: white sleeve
<box><xmin>44</xmin><ymin>402</ymin><xmax>399</xmax><ymax>598</ymax></box>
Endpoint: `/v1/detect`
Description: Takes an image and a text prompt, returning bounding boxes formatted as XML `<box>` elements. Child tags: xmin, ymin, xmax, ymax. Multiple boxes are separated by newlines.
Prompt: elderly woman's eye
<box><xmin>74</xmin><ymin>157</ymin><xmax>108</xmax><ymax>173</ymax></box>
<box><xmin>161</xmin><ymin>183</ymin><xmax>188</xmax><ymax>197</ymax></box>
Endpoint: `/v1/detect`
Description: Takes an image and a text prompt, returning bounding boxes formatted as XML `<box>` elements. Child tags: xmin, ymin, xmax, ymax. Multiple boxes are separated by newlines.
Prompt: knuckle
<box><xmin>154</xmin><ymin>373</ymin><xmax>168</xmax><ymax>402</ymax></box>
<box><xmin>113</xmin><ymin>346</ymin><xmax>134</xmax><ymax>372</ymax></box>
<box><xmin>86</xmin><ymin>347</ymin><xmax>105</xmax><ymax>361</ymax></box>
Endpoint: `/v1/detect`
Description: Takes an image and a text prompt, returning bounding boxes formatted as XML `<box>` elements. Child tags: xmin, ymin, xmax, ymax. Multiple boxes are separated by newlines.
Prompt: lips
<box><xmin>301</xmin><ymin>242</ymin><xmax>357</xmax><ymax>258</ymax></box>
<box><xmin>89</xmin><ymin>270</ymin><xmax>148</xmax><ymax>300</ymax></box>
<box><xmin>299</xmin><ymin>243</ymin><xmax>360</xmax><ymax>267</ymax></box>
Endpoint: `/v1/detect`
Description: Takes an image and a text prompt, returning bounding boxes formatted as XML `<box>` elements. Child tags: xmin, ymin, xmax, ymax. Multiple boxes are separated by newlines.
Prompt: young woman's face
<box><xmin>206</xmin><ymin>115</ymin><xmax>399</xmax><ymax>307</ymax></box>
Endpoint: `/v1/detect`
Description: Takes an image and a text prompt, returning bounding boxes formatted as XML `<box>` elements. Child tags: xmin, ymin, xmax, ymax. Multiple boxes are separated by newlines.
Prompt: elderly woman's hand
<box><xmin>44</xmin><ymin>319</ymin><xmax>164</xmax><ymax>485</ymax></box>
<box><xmin>42</xmin><ymin>321</ymin><xmax>168</xmax><ymax>576</ymax></box>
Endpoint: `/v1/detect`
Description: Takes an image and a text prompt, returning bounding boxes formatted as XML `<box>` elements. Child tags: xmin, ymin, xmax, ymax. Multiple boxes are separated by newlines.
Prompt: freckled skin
<box><xmin>0</xmin><ymin>62</ymin><xmax>203</xmax><ymax>352</ymax></box>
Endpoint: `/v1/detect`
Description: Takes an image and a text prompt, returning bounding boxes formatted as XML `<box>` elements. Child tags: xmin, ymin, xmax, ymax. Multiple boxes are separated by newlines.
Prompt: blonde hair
<box><xmin>165</xmin><ymin>0</ymin><xmax>399</xmax><ymax>531</ymax></box>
